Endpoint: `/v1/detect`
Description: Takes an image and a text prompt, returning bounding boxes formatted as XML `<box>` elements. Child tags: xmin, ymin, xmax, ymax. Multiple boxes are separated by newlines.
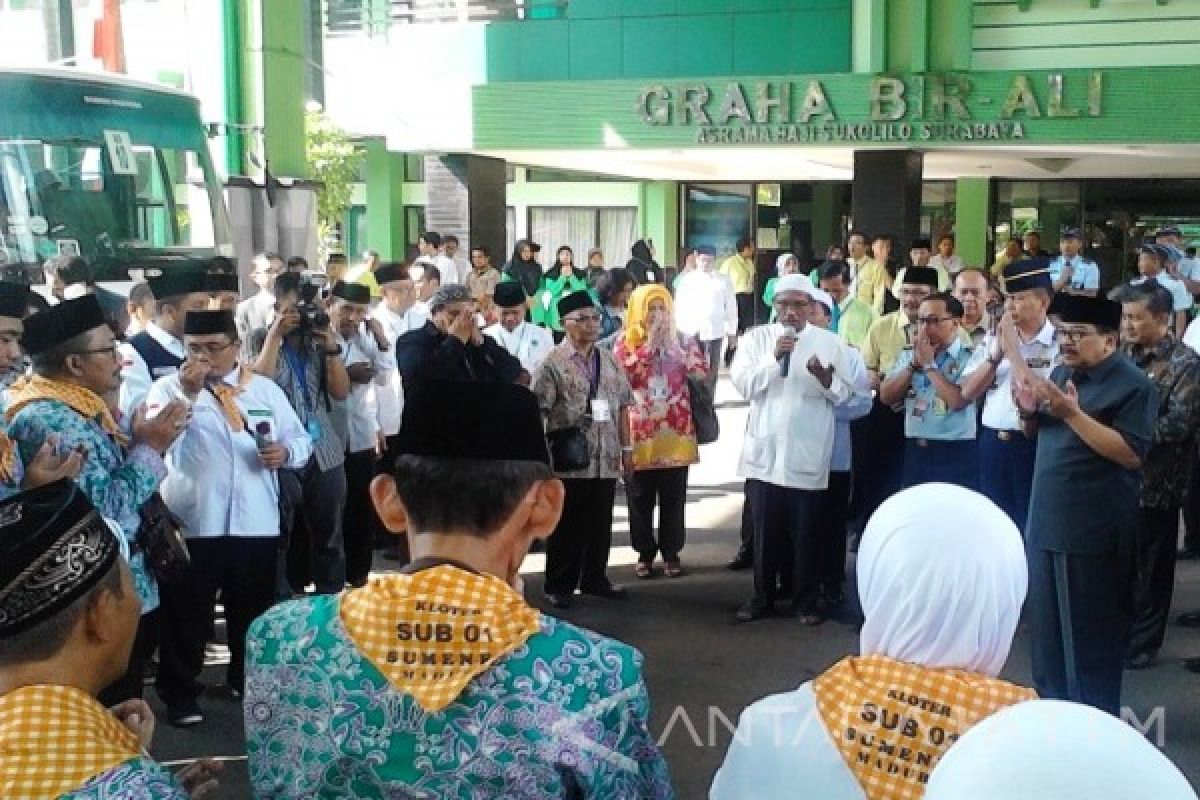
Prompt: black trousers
<box><xmin>848</xmin><ymin>401</ymin><xmax>905</xmax><ymax>530</ymax></box>
<box><xmin>343</xmin><ymin>448</ymin><xmax>381</xmax><ymax>587</ymax></box>
<box><xmin>1129</xmin><ymin>506</ymin><xmax>1180</xmax><ymax>658</ymax></box>
<box><xmin>628</xmin><ymin>467</ymin><xmax>689</xmax><ymax>563</ymax></box>
<box><xmin>700</xmin><ymin>339</ymin><xmax>723</xmax><ymax>398</ymax></box>
<box><xmin>734</xmin><ymin>292</ymin><xmax>754</xmax><ymax>334</ymax></box>
<box><xmin>813</xmin><ymin>471</ymin><xmax>852</xmax><ymax>597</ymax></box>
<box><xmin>1185</xmin><ymin>464</ymin><xmax>1200</xmax><ymax>555</ymax></box>
<box><xmin>157</xmin><ymin>537</ymin><xmax>277</xmax><ymax>706</ymax></box>
<box><xmin>747</xmin><ymin>479</ymin><xmax>819</xmax><ymax>609</ymax></box>
<box><xmin>545</xmin><ymin>478</ymin><xmax>617</xmax><ymax>595</ymax></box>
<box><xmin>1028</xmin><ymin>545</ymin><xmax>1133</xmax><ymax>715</ymax></box>
<box><xmin>739</xmin><ymin>483</ymin><xmax>754</xmax><ymax>550</ymax></box>
<box><xmin>285</xmin><ymin>458</ymin><xmax>347</xmax><ymax>594</ymax></box>
<box><xmin>98</xmin><ymin>610</ymin><xmax>158</xmax><ymax>706</ymax></box>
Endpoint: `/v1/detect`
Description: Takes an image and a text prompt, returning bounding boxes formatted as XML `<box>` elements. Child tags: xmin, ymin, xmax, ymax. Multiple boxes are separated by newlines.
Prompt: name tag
<box><xmin>246</xmin><ymin>409</ymin><xmax>273</xmax><ymax>418</ymax></box>
<box><xmin>591</xmin><ymin>397</ymin><xmax>612</xmax><ymax>423</ymax></box>
<box><xmin>645</xmin><ymin>270</ymin><xmax>656</xmax><ymax>282</ymax></box>
<box><xmin>152</xmin><ymin>366</ymin><xmax>178</xmax><ymax>378</ymax></box>
<box><xmin>649</xmin><ymin>375</ymin><xmax>669</xmax><ymax>402</ymax></box>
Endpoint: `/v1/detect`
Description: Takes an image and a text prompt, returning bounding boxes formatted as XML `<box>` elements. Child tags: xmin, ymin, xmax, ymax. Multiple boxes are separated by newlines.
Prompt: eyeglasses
<box><xmin>916</xmin><ymin>316</ymin><xmax>955</xmax><ymax>326</ymax></box>
<box><xmin>186</xmin><ymin>341</ymin><xmax>239</xmax><ymax>356</ymax></box>
<box><xmin>70</xmin><ymin>344</ymin><xmax>119</xmax><ymax>359</ymax></box>
<box><xmin>775</xmin><ymin>300</ymin><xmax>811</xmax><ymax>312</ymax></box>
<box><xmin>1055</xmin><ymin>326</ymin><xmax>1100</xmax><ymax>342</ymax></box>
<box><xmin>565</xmin><ymin>312</ymin><xmax>602</xmax><ymax>324</ymax></box>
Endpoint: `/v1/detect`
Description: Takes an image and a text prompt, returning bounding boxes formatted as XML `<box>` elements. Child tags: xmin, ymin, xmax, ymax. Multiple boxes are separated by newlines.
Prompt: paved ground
<box><xmin>149</xmin><ymin>376</ymin><xmax>1200</xmax><ymax>798</ymax></box>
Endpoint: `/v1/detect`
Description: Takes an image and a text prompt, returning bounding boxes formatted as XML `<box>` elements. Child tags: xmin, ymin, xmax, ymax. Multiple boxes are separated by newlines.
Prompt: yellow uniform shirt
<box><xmin>861</xmin><ymin>311</ymin><xmax>913</xmax><ymax>375</ymax></box>
<box><xmin>721</xmin><ymin>254</ymin><xmax>756</xmax><ymax>294</ymax></box>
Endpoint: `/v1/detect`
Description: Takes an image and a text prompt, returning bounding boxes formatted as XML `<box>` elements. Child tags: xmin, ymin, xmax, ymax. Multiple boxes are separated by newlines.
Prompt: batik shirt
<box><xmin>0</xmin><ymin>424</ymin><xmax>24</xmax><ymax>501</ymax></box>
<box><xmin>64</xmin><ymin>760</ymin><xmax>189</xmax><ymax>799</ymax></box>
<box><xmin>614</xmin><ymin>334</ymin><xmax>708</xmax><ymax>470</ymax></box>
<box><xmin>1126</xmin><ymin>336</ymin><xmax>1200</xmax><ymax>510</ymax></box>
<box><xmin>244</xmin><ymin>592</ymin><xmax>674</xmax><ymax>799</ymax></box>
<box><xmin>7</xmin><ymin>400</ymin><xmax>165</xmax><ymax>611</ymax></box>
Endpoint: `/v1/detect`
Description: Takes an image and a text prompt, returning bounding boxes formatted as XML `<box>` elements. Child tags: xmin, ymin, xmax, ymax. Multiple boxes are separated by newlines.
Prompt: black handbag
<box><xmin>547</xmin><ymin>348</ymin><xmax>599</xmax><ymax>472</ymax></box>
<box><xmin>136</xmin><ymin>492</ymin><xmax>191</xmax><ymax>583</ymax></box>
<box><xmin>687</xmin><ymin>373</ymin><xmax>720</xmax><ymax>445</ymax></box>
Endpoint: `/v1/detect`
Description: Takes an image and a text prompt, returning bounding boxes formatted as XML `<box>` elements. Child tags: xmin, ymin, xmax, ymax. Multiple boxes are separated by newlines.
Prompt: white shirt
<box><xmin>1132</xmin><ymin>273</ymin><xmax>1193</xmax><ymax>313</ymax></box>
<box><xmin>1184</xmin><ymin>315</ymin><xmax>1200</xmax><ymax>354</ymax></box>
<box><xmin>963</xmin><ymin>319</ymin><xmax>1059</xmax><ymax>432</ymax></box>
<box><xmin>146</xmin><ymin>366</ymin><xmax>312</xmax><ymax>539</ymax></box>
<box><xmin>485</xmin><ymin>321</ymin><xmax>555</xmax><ymax>375</ymax></box>
<box><xmin>731</xmin><ymin>323</ymin><xmax>854</xmax><ymax>490</ymax></box>
<box><xmin>1179</xmin><ymin>257</ymin><xmax>1200</xmax><ymax>283</ymax></box>
<box><xmin>1048</xmin><ymin>255</ymin><xmax>1100</xmax><ymax>291</ymax></box>
<box><xmin>416</xmin><ymin>254</ymin><xmax>460</xmax><ymax>286</ymax></box>
<box><xmin>674</xmin><ymin>269</ymin><xmax>738</xmax><ymax>343</ymax></box>
<box><xmin>928</xmin><ymin>253</ymin><xmax>964</xmax><ymax>275</ymax></box>
<box><xmin>831</xmin><ymin>347</ymin><xmax>873</xmax><ymax>472</ymax></box>
<box><xmin>450</xmin><ymin>254</ymin><xmax>471</xmax><ymax>284</ymax></box>
<box><xmin>371</xmin><ymin>304</ymin><xmax>428</xmax><ymax>437</ymax></box>
<box><xmin>340</xmin><ymin>328</ymin><xmax>397</xmax><ymax>453</ymax></box>
<box><xmin>236</xmin><ymin>291</ymin><xmax>275</xmax><ymax>342</ymax></box>
<box><xmin>118</xmin><ymin>321</ymin><xmax>186</xmax><ymax>419</ymax></box>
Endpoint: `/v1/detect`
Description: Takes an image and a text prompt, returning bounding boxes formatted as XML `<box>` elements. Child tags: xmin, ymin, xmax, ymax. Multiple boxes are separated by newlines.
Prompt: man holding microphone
<box><xmin>147</xmin><ymin>310</ymin><xmax>312</xmax><ymax>727</ymax></box>
<box><xmin>731</xmin><ymin>273</ymin><xmax>855</xmax><ymax>623</ymax></box>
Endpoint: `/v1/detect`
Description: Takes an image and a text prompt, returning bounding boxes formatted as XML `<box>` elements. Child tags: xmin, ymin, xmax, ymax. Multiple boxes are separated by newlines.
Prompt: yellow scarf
<box><xmin>0</xmin><ymin>430</ymin><xmax>17</xmax><ymax>485</ymax></box>
<box><xmin>0</xmin><ymin>685</ymin><xmax>143</xmax><ymax>799</ymax></box>
<box><xmin>340</xmin><ymin>566</ymin><xmax>541</xmax><ymax>712</ymax></box>
<box><xmin>812</xmin><ymin>654</ymin><xmax>1036</xmax><ymax>800</ymax></box>
<box><xmin>209</xmin><ymin>368</ymin><xmax>255</xmax><ymax>432</ymax></box>
<box><xmin>6</xmin><ymin>374</ymin><xmax>128</xmax><ymax>446</ymax></box>
<box><xmin>624</xmin><ymin>284</ymin><xmax>675</xmax><ymax>350</ymax></box>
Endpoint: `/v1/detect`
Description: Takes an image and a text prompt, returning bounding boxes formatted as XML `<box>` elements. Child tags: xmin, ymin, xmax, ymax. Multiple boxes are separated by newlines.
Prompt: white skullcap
<box><xmin>807</xmin><ymin>287</ymin><xmax>834</xmax><ymax>314</ymax></box>
<box><xmin>774</xmin><ymin>273</ymin><xmax>815</xmax><ymax>297</ymax></box>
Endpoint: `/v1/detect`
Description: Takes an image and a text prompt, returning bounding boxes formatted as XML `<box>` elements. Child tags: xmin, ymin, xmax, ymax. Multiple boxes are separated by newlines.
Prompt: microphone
<box><xmin>779</xmin><ymin>325</ymin><xmax>796</xmax><ymax>377</ymax></box>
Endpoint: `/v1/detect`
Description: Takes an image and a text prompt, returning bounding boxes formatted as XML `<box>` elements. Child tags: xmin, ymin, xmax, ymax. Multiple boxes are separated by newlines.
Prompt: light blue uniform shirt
<box><xmin>1048</xmin><ymin>255</ymin><xmax>1100</xmax><ymax>292</ymax></box>
<box><xmin>891</xmin><ymin>339</ymin><xmax>977</xmax><ymax>441</ymax></box>
<box><xmin>831</xmin><ymin>346</ymin><xmax>873</xmax><ymax>471</ymax></box>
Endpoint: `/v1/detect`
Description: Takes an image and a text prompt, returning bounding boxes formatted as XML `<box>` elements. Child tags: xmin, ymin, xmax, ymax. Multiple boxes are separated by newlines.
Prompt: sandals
<box><xmin>664</xmin><ymin>562</ymin><xmax>685</xmax><ymax>579</ymax></box>
<box><xmin>635</xmin><ymin>562</ymin><xmax>654</xmax><ymax>579</ymax></box>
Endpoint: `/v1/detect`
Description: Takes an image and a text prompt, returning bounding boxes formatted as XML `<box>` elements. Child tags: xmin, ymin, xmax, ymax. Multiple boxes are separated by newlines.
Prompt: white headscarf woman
<box><xmin>925</xmin><ymin>699</ymin><xmax>1196</xmax><ymax>799</ymax></box>
<box><xmin>710</xmin><ymin>484</ymin><xmax>1035</xmax><ymax>800</ymax></box>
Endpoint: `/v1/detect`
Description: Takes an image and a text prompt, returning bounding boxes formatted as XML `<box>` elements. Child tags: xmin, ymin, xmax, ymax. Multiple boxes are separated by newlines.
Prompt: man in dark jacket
<box><xmin>626</xmin><ymin>239</ymin><xmax>663</xmax><ymax>285</ymax></box>
<box><xmin>396</xmin><ymin>284</ymin><xmax>526</xmax><ymax>386</ymax></box>
<box><xmin>503</xmin><ymin>239</ymin><xmax>543</xmax><ymax>299</ymax></box>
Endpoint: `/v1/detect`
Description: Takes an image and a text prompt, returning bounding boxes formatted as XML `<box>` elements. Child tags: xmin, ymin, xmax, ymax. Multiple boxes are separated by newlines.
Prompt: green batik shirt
<box><xmin>244</xmin><ymin>594</ymin><xmax>675</xmax><ymax>799</ymax></box>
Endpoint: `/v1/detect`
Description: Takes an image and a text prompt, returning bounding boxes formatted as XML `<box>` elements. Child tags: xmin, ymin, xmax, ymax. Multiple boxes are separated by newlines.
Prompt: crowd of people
<box><xmin>1</xmin><ymin>226</ymin><xmax>1200</xmax><ymax>798</ymax></box>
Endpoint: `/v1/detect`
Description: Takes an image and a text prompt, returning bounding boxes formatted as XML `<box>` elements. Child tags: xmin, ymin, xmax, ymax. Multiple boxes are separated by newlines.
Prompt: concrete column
<box><xmin>364</xmin><ymin>140</ymin><xmax>406</xmax><ymax>260</ymax></box>
<box><xmin>241</xmin><ymin>0</ymin><xmax>308</xmax><ymax>179</ymax></box>
<box><xmin>851</xmin><ymin>150</ymin><xmax>923</xmax><ymax>250</ymax></box>
<box><xmin>423</xmin><ymin>154</ymin><xmax>507</xmax><ymax>260</ymax></box>
<box><xmin>639</xmin><ymin>182</ymin><xmax>679</xmax><ymax>266</ymax></box>
<box><xmin>955</xmin><ymin>177</ymin><xmax>991</xmax><ymax>269</ymax></box>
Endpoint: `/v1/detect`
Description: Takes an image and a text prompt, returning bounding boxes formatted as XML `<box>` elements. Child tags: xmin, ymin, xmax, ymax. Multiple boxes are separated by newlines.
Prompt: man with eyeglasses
<box><xmin>953</xmin><ymin>268</ymin><xmax>992</xmax><ymax>349</ymax></box>
<box><xmin>236</xmin><ymin>252</ymin><xmax>284</xmax><ymax>343</ymax></box>
<box><xmin>7</xmin><ymin>295</ymin><xmax>188</xmax><ymax>705</ymax></box>
<box><xmin>1015</xmin><ymin>294</ymin><xmax>1156</xmax><ymax>714</ymax></box>
<box><xmin>880</xmin><ymin>291</ymin><xmax>978</xmax><ymax>490</ymax></box>
<box><xmin>145</xmin><ymin>310</ymin><xmax>311</xmax><ymax>727</ymax></box>
<box><xmin>117</xmin><ymin>270</ymin><xmax>211</xmax><ymax>420</ymax></box>
<box><xmin>731</xmin><ymin>273</ymin><xmax>854</xmax><ymax>623</ymax></box>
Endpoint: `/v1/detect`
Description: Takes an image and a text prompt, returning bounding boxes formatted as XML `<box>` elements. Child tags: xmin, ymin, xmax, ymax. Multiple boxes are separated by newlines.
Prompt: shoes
<box><xmin>1178</xmin><ymin>611</ymin><xmax>1200</xmax><ymax>628</ymax></box>
<box><xmin>1124</xmin><ymin>652</ymin><xmax>1156</xmax><ymax>670</ymax></box>
<box><xmin>544</xmin><ymin>592</ymin><xmax>573</xmax><ymax>610</ymax></box>
<box><xmin>166</xmin><ymin>699</ymin><xmax>204</xmax><ymax>728</ymax></box>
<box><xmin>635</xmin><ymin>562</ymin><xmax>654</xmax><ymax>580</ymax></box>
<box><xmin>581</xmin><ymin>584</ymin><xmax>627</xmax><ymax>600</ymax></box>
<box><xmin>1182</xmin><ymin>657</ymin><xmax>1200</xmax><ymax>674</ymax></box>
<box><xmin>664</xmin><ymin>562</ymin><xmax>685</xmax><ymax>579</ymax></box>
<box><xmin>735</xmin><ymin>598</ymin><xmax>773</xmax><ymax>622</ymax></box>
<box><xmin>726</xmin><ymin>550</ymin><xmax>753</xmax><ymax>571</ymax></box>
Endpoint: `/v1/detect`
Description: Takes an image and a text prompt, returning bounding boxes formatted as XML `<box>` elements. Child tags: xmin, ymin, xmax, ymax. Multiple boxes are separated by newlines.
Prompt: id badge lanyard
<box><xmin>282</xmin><ymin>342</ymin><xmax>321</xmax><ymax>442</ymax></box>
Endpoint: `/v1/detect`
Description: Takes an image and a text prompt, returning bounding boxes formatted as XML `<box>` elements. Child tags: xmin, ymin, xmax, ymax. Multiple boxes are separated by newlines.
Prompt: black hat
<box><xmin>204</xmin><ymin>273</ymin><xmax>239</xmax><ymax>294</ymax></box>
<box><xmin>911</xmin><ymin>237</ymin><xmax>933</xmax><ymax>250</ymax></box>
<box><xmin>374</xmin><ymin>264</ymin><xmax>408</xmax><ymax>286</ymax></box>
<box><xmin>184</xmin><ymin>310</ymin><xmax>237</xmax><ymax>337</ymax></box>
<box><xmin>899</xmin><ymin>266</ymin><xmax>940</xmax><ymax>289</ymax></box>
<box><xmin>1139</xmin><ymin>243</ymin><xmax>1171</xmax><ymax>262</ymax></box>
<box><xmin>1061</xmin><ymin>228</ymin><xmax>1083</xmax><ymax>240</ymax></box>
<box><xmin>1158</xmin><ymin>226</ymin><xmax>1182</xmax><ymax>238</ymax></box>
<box><xmin>21</xmin><ymin>295</ymin><xmax>107</xmax><ymax>355</ymax></box>
<box><xmin>493</xmin><ymin>281</ymin><xmax>527</xmax><ymax>309</ymax></box>
<box><xmin>557</xmin><ymin>291</ymin><xmax>597</xmax><ymax>320</ymax></box>
<box><xmin>331</xmin><ymin>281</ymin><xmax>371</xmax><ymax>305</ymax></box>
<box><xmin>1050</xmin><ymin>293</ymin><xmax>1122</xmax><ymax>331</ymax></box>
<box><xmin>1003</xmin><ymin>259</ymin><xmax>1053</xmax><ymax>294</ymax></box>
<box><xmin>397</xmin><ymin>381</ymin><xmax>550</xmax><ymax>465</ymax></box>
<box><xmin>696</xmin><ymin>245</ymin><xmax>717</xmax><ymax>257</ymax></box>
<box><xmin>0</xmin><ymin>479</ymin><xmax>120</xmax><ymax>638</ymax></box>
<box><xmin>0</xmin><ymin>282</ymin><xmax>32</xmax><ymax>320</ymax></box>
<box><xmin>421</xmin><ymin>231</ymin><xmax>443</xmax><ymax>248</ymax></box>
<box><xmin>147</xmin><ymin>270</ymin><xmax>208</xmax><ymax>301</ymax></box>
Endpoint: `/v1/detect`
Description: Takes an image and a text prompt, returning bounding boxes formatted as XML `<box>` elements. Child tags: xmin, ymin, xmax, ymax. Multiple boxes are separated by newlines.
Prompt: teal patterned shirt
<box><xmin>245</xmin><ymin>594</ymin><xmax>675</xmax><ymax>799</ymax></box>
<box><xmin>62</xmin><ymin>758</ymin><xmax>189</xmax><ymax>799</ymax></box>
<box><xmin>8</xmin><ymin>399</ymin><xmax>166</xmax><ymax>612</ymax></box>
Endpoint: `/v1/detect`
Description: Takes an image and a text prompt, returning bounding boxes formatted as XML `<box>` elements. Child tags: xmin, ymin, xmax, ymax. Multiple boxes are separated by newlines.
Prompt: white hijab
<box><xmin>857</xmin><ymin>483</ymin><xmax>1026</xmax><ymax>676</ymax></box>
<box><xmin>775</xmin><ymin>252</ymin><xmax>798</xmax><ymax>276</ymax></box>
<box><xmin>925</xmin><ymin>699</ymin><xmax>1197</xmax><ymax>799</ymax></box>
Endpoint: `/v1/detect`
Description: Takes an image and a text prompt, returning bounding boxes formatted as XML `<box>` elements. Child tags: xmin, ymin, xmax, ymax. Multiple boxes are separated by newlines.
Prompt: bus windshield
<box><xmin>0</xmin><ymin>70</ymin><xmax>232</xmax><ymax>283</ymax></box>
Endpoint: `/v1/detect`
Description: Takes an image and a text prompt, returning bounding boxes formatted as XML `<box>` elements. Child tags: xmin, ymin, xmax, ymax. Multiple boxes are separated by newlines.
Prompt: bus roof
<box><xmin>0</xmin><ymin>65</ymin><xmax>198</xmax><ymax>102</ymax></box>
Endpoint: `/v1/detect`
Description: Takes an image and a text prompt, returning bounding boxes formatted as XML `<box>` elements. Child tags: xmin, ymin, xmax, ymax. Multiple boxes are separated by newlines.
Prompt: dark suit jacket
<box><xmin>395</xmin><ymin>321</ymin><xmax>524</xmax><ymax>386</ymax></box>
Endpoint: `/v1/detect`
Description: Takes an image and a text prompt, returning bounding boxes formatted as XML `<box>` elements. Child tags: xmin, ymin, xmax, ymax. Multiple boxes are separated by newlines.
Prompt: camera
<box><xmin>297</xmin><ymin>279</ymin><xmax>330</xmax><ymax>332</ymax></box>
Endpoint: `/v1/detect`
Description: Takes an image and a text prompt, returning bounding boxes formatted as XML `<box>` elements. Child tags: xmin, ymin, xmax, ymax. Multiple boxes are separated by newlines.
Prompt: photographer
<box><xmin>249</xmin><ymin>272</ymin><xmax>351</xmax><ymax>595</ymax></box>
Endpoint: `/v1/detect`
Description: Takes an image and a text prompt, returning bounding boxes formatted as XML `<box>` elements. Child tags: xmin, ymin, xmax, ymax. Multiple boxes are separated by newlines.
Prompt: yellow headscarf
<box><xmin>624</xmin><ymin>284</ymin><xmax>675</xmax><ymax>350</ymax></box>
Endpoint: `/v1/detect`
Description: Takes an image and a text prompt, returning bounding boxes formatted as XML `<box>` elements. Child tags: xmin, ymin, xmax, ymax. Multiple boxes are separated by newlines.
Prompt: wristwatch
<box><xmin>324</xmin><ymin>345</ymin><xmax>343</xmax><ymax>357</ymax></box>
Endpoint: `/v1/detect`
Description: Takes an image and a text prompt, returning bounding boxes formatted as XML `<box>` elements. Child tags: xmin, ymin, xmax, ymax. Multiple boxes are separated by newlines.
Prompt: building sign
<box><xmin>637</xmin><ymin>73</ymin><xmax>1104</xmax><ymax>145</ymax></box>
<box><xmin>473</xmin><ymin>66</ymin><xmax>1200</xmax><ymax>151</ymax></box>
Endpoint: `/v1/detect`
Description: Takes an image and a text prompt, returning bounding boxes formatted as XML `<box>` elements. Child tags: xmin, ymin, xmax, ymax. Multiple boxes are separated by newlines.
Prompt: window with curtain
<box><xmin>528</xmin><ymin>207</ymin><xmax>639</xmax><ymax>271</ymax></box>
